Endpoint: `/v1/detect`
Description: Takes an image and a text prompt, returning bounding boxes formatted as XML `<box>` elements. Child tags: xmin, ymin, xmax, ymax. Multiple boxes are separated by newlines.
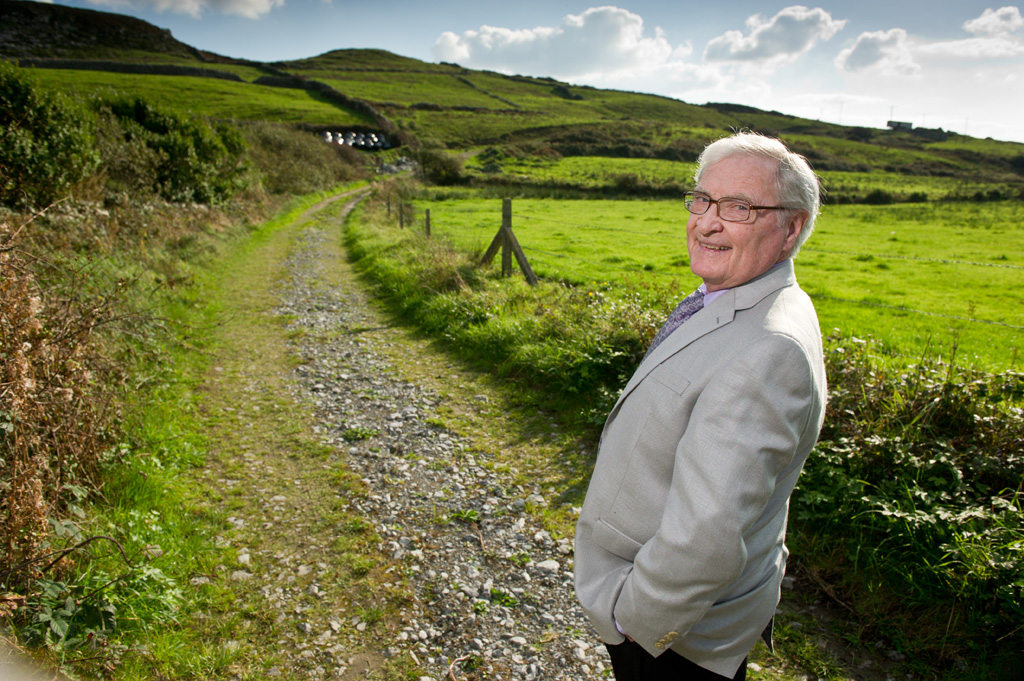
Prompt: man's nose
<box><xmin>693</xmin><ymin>210</ymin><xmax>723</xmax><ymax>232</ymax></box>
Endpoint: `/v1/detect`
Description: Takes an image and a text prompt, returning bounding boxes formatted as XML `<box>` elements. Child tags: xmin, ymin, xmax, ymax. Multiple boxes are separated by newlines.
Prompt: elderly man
<box><xmin>574</xmin><ymin>132</ymin><xmax>827</xmax><ymax>681</ymax></box>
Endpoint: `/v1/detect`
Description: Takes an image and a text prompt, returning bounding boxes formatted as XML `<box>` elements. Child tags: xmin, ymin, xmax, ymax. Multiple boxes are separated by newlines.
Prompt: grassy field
<box><xmin>411</xmin><ymin>193</ymin><xmax>1024</xmax><ymax>371</ymax></box>
<box><xmin>464</xmin><ymin>152</ymin><xmax>1024</xmax><ymax>200</ymax></box>
<box><xmin>24</xmin><ymin>68</ymin><xmax>372</xmax><ymax>125</ymax></box>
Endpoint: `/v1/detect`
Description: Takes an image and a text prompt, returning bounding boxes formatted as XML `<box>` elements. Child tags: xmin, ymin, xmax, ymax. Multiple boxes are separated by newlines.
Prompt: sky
<box><xmin>31</xmin><ymin>0</ymin><xmax>1024</xmax><ymax>144</ymax></box>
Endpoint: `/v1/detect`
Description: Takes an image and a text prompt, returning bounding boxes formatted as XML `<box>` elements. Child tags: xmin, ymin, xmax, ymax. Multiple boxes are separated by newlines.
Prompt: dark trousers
<box><xmin>607</xmin><ymin>640</ymin><xmax>746</xmax><ymax>681</ymax></box>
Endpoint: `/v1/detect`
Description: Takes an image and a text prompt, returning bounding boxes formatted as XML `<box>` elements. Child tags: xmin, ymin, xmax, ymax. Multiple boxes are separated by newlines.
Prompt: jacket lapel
<box><xmin>607</xmin><ymin>262</ymin><xmax>797</xmax><ymax>418</ymax></box>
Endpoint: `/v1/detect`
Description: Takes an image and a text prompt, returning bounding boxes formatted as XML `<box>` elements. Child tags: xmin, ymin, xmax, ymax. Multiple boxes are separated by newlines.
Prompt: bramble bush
<box><xmin>239</xmin><ymin>120</ymin><xmax>368</xmax><ymax>195</ymax></box>
<box><xmin>0</xmin><ymin>219</ymin><xmax>119</xmax><ymax>591</ymax></box>
<box><xmin>1</xmin><ymin>62</ymin><xmax>260</xmax><ymax>209</ymax></box>
<box><xmin>793</xmin><ymin>335</ymin><xmax>1023</xmax><ymax>674</ymax></box>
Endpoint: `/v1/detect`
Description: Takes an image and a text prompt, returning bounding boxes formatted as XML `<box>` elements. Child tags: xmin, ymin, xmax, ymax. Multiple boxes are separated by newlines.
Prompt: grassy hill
<box><xmin>2</xmin><ymin>0</ymin><xmax>1022</xmax><ymax>191</ymax></box>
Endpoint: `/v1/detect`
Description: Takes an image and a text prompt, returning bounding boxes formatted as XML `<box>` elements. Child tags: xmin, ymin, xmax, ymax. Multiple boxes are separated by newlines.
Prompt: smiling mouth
<box><xmin>700</xmin><ymin>243</ymin><xmax>730</xmax><ymax>251</ymax></box>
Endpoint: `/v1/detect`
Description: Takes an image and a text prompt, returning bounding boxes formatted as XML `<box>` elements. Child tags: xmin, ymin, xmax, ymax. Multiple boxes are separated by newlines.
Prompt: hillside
<box><xmin>0</xmin><ymin>0</ymin><xmax>211</xmax><ymax>62</ymax></box>
<box><xmin>2</xmin><ymin>1</ymin><xmax>1023</xmax><ymax>185</ymax></box>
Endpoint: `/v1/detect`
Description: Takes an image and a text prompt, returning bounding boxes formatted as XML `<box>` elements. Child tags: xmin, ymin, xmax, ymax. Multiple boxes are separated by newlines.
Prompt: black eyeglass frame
<box><xmin>683</xmin><ymin>190</ymin><xmax>789</xmax><ymax>223</ymax></box>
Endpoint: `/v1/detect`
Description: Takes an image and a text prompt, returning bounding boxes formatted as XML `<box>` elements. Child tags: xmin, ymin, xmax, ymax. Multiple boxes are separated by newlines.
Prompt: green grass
<box><xmin>467</xmin><ymin>154</ymin><xmax>697</xmax><ymax>188</ymax></box>
<box><xmin>313</xmin><ymin>73</ymin><xmax>506</xmax><ymax>108</ymax></box>
<box><xmin>411</xmin><ymin>193</ymin><xmax>1023</xmax><ymax>371</ymax></box>
<box><xmin>25</xmin><ymin>69</ymin><xmax>373</xmax><ymax>125</ymax></box>
<box><xmin>464</xmin><ymin>152</ymin><xmax>1022</xmax><ymax>202</ymax></box>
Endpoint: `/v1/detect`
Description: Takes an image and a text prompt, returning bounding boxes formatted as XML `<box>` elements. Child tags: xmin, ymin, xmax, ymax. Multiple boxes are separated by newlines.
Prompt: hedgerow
<box><xmin>795</xmin><ymin>335</ymin><xmax>1024</xmax><ymax>675</ymax></box>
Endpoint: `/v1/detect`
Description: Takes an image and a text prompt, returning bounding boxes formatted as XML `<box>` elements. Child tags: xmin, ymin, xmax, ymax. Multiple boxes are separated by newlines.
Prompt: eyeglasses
<box><xmin>683</xmin><ymin>191</ymin><xmax>788</xmax><ymax>223</ymax></box>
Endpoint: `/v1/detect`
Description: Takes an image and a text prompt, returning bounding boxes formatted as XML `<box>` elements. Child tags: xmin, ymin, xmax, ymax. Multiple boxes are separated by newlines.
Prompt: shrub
<box><xmin>240</xmin><ymin>122</ymin><xmax>367</xmax><ymax>195</ymax></box>
<box><xmin>863</xmin><ymin>188</ymin><xmax>895</xmax><ymax>205</ymax></box>
<box><xmin>794</xmin><ymin>334</ymin><xmax>1024</xmax><ymax>670</ymax></box>
<box><xmin>97</xmin><ymin>95</ymin><xmax>249</xmax><ymax>204</ymax></box>
<box><xmin>0</xmin><ymin>61</ymin><xmax>100</xmax><ymax>208</ymax></box>
<box><xmin>411</xmin><ymin>148</ymin><xmax>464</xmax><ymax>186</ymax></box>
<box><xmin>90</xmin><ymin>105</ymin><xmax>163</xmax><ymax>200</ymax></box>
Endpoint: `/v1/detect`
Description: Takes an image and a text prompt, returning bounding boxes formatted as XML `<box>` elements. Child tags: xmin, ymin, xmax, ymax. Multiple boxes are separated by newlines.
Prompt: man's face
<box><xmin>686</xmin><ymin>154</ymin><xmax>806</xmax><ymax>291</ymax></box>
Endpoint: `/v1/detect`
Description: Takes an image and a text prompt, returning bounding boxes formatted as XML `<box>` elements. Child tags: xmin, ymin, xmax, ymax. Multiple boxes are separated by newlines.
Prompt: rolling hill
<box><xmin>2</xmin><ymin>0</ymin><xmax>1023</xmax><ymax>187</ymax></box>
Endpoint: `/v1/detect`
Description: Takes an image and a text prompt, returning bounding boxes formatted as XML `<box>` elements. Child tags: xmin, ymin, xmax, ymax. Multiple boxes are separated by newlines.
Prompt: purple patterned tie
<box><xmin>643</xmin><ymin>288</ymin><xmax>705</xmax><ymax>360</ymax></box>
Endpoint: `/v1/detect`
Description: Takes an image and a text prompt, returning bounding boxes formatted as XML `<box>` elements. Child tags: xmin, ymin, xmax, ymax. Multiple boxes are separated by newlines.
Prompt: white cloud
<box><xmin>835</xmin><ymin>28</ymin><xmax>921</xmax><ymax>75</ymax></box>
<box><xmin>837</xmin><ymin>7</ymin><xmax>1024</xmax><ymax>74</ymax></box>
<box><xmin>963</xmin><ymin>6</ymin><xmax>1024</xmax><ymax>36</ymax></box>
<box><xmin>918</xmin><ymin>6</ymin><xmax>1024</xmax><ymax>59</ymax></box>
<box><xmin>83</xmin><ymin>0</ymin><xmax>284</xmax><ymax>19</ymax></box>
<box><xmin>917</xmin><ymin>34</ymin><xmax>1024</xmax><ymax>58</ymax></box>
<box><xmin>703</xmin><ymin>6</ymin><xmax>846</xmax><ymax>66</ymax></box>
<box><xmin>432</xmin><ymin>6</ymin><xmax>684</xmax><ymax>81</ymax></box>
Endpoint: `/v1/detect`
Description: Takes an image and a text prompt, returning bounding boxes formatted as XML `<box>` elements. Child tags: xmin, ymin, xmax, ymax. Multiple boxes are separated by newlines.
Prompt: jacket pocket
<box><xmin>593</xmin><ymin>517</ymin><xmax>643</xmax><ymax>562</ymax></box>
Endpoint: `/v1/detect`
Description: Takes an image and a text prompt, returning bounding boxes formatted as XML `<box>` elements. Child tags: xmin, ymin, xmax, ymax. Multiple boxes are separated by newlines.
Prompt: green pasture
<box><xmin>286</xmin><ymin>57</ymin><xmax>726</xmax><ymax>146</ymax></box>
<box><xmin>414</xmin><ymin>194</ymin><xmax>1024</xmax><ymax>371</ymax></box>
<box><xmin>467</xmin><ymin>154</ymin><xmax>697</xmax><ymax>187</ymax></box>
<box><xmin>24</xmin><ymin>68</ymin><xmax>371</xmax><ymax>125</ymax></box>
<box><xmin>927</xmin><ymin>134</ymin><xmax>1024</xmax><ymax>158</ymax></box>
<box><xmin>165</xmin><ymin>61</ymin><xmax>270</xmax><ymax>82</ymax></box>
<box><xmin>785</xmin><ymin>132</ymin><xmax>959</xmax><ymax>169</ymax></box>
<box><xmin>399</xmin><ymin>107</ymin><xmax>590</xmax><ymax>146</ymax></box>
<box><xmin>463</xmin><ymin>153</ymin><xmax>1022</xmax><ymax>201</ymax></box>
<box><xmin>292</xmin><ymin>66</ymin><xmax>576</xmax><ymax>111</ymax></box>
<box><xmin>818</xmin><ymin>170</ymin><xmax>1020</xmax><ymax>201</ymax></box>
<box><xmin>277</xmin><ymin>48</ymin><xmax>450</xmax><ymax>72</ymax></box>
<box><xmin>313</xmin><ymin>73</ymin><xmax>503</xmax><ymax>108</ymax></box>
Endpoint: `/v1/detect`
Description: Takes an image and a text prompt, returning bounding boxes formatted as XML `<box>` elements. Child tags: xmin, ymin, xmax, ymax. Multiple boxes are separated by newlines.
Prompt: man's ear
<box><xmin>783</xmin><ymin>211</ymin><xmax>809</xmax><ymax>252</ymax></box>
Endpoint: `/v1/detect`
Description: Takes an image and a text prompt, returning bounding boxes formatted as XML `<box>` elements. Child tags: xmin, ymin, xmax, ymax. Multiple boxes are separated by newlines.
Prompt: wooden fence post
<box><xmin>480</xmin><ymin>198</ymin><xmax>539</xmax><ymax>286</ymax></box>
<box><xmin>425</xmin><ymin>209</ymin><xmax>431</xmax><ymax>237</ymax></box>
<box><xmin>501</xmin><ymin>199</ymin><xmax>513</xmax><ymax>277</ymax></box>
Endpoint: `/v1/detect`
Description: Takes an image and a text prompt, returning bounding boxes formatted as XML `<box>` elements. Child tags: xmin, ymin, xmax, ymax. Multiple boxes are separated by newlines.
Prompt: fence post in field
<box><xmin>387</xmin><ymin>196</ymin><xmax>391</xmax><ymax>218</ymax></box>
<box><xmin>480</xmin><ymin>199</ymin><xmax>539</xmax><ymax>286</ymax></box>
<box><xmin>425</xmin><ymin>209</ymin><xmax>431</xmax><ymax>237</ymax></box>
<box><xmin>399</xmin><ymin>203</ymin><xmax>405</xmax><ymax>229</ymax></box>
<box><xmin>501</xmin><ymin>200</ymin><xmax>512</xmax><ymax>276</ymax></box>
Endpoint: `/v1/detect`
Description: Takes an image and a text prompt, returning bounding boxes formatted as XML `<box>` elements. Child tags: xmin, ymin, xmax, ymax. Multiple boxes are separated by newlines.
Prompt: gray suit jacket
<box><xmin>574</xmin><ymin>260</ymin><xmax>826</xmax><ymax>678</ymax></box>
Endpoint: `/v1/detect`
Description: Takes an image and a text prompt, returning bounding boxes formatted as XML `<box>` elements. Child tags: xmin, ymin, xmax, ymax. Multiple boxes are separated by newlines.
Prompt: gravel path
<box><xmin>266</xmin><ymin>196</ymin><xmax>607</xmax><ymax>680</ymax></box>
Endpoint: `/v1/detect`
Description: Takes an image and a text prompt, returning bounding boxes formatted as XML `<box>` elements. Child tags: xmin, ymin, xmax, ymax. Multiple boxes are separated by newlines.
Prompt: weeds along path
<box><xmin>189</xmin><ymin>188</ymin><xmax>606</xmax><ymax>681</ymax></box>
